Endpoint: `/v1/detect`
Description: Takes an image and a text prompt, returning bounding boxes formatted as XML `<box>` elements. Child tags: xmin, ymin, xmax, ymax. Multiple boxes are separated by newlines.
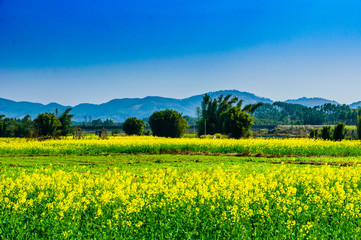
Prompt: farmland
<box><xmin>1</xmin><ymin>137</ymin><xmax>361</xmax><ymax>239</ymax></box>
<box><xmin>1</xmin><ymin>136</ymin><xmax>361</xmax><ymax>156</ymax></box>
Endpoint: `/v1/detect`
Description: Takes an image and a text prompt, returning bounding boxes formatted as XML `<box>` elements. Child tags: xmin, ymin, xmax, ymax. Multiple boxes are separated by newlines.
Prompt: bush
<box><xmin>98</xmin><ymin>127</ymin><xmax>108</xmax><ymax>139</ymax></box>
<box><xmin>309</xmin><ymin>129</ymin><xmax>318</xmax><ymax>139</ymax></box>
<box><xmin>111</xmin><ymin>130</ymin><xmax>120</xmax><ymax>136</ymax></box>
<box><xmin>357</xmin><ymin>115</ymin><xmax>361</xmax><ymax>140</ymax></box>
<box><xmin>72</xmin><ymin>127</ymin><xmax>84</xmax><ymax>139</ymax></box>
<box><xmin>321</xmin><ymin>126</ymin><xmax>332</xmax><ymax>140</ymax></box>
<box><xmin>149</xmin><ymin>109</ymin><xmax>188</xmax><ymax>138</ymax></box>
<box><xmin>122</xmin><ymin>117</ymin><xmax>145</xmax><ymax>136</ymax></box>
<box><xmin>333</xmin><ymin>122</ymin><xmax>346</xmax><ymax>141</ymax></box>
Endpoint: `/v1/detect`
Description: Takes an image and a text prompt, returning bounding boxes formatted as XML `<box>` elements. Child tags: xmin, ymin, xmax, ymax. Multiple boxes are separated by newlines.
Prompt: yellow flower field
<box><xmin>1</xmin><ymin>164</ymin><xmax>361</xmax><ymax>238</ymax></box>
<box><xmin>1</xmin><ymin>136</ymin><xmax>361</xmax><ymax>156</ymax></box>
<box><xmin>2</xmin><ymin>136</ymin><xmax>361</xmax><ymax>238</ymax></box>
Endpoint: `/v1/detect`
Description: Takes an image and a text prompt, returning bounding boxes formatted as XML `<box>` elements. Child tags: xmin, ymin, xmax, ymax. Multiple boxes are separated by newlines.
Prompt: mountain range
<box><xmin>0</xmin><ymin>90</ymin><xmax>359</xmax><ymax>122</ymax></box>
<box><xmin>284</xmin><ymin>97</ymin><xmax>340</xmax><ymax>108</ymax></box>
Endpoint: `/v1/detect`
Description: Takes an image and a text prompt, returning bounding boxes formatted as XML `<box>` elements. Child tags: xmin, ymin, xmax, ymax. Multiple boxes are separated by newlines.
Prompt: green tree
<box><xmin>0</xmin><ymin>117</ymin><xmax>17</xmax><ymax>137</ymax></box>
<box><xmin>333</xmin><ymin>122</ymin><xmax>346</xmax><ymax>141</ymax></box>
<box><xmin>90</xmin><ymin>119</ymin><xmax>103</xmax><ymax>127</ymax></box>
<box><xmin>15</xmin><ymin>114</ymin><xmax>33</xmax><ymax>137</ymax></box>
<box><xmin>34</xmin><ymin>113</ymin><xmax>61</xmax><ymax>137</ymax></box>
<box><xmin>309</xmin><ymin>128</ymin><xmax>319</xmax><ymax>139</ymax></box>
<box><xmin>122</xmin><ymin>117</ymin><xmax>145</xmax><ymax>135</ymax></box>
<box><xmin>321</xmin><ymin>126</ymin><xmax>332</xmax><ymax>140</ymax></box>
<box><xmin>220</xmin><ymin>107</ymin><xmax>254</xmax><ymax>139</ymax></box>
<box><xmin>197</xmin><ymin>94</ymin><xmax>238</xmax><ymax>136</ymax></box>
<box><xmin>104</xmin><ymin>119</ymin><xmax>117</xmax><ymax>127</ymax></box>
<box><xmin>149</xmin><ymin>109</ymin><xmax>188</xmax><ymax>138</ymax></box>
<box><xmin>357</xmin><ymin>114</ymin><xmax>361</xmax><ymax>140</ymax></box>
<box><xmin>0</xmin><ymin>115</ymin><xmax>7</xmax><ymax>137</ymax></box>
<box><xmin>0</xmin><ymin>115</ymin><xmax>35</xmax><ymax>138</ymax></box>
<box><xmin>58</xmin><ymin>108</ymin><xmax>74</xmax><ymax>136</ymax></box>
<box><xmin>197</xmin><ymin>94</ymin><xmax>263</xmax><ymax>136</ymax></box>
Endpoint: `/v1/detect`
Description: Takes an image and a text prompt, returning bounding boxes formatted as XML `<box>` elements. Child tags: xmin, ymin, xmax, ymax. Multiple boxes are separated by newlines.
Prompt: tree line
<box><xmin>0</xmin><ymin>108</ymin><xmax>73</xmax><ymax>138</ymax></box>
<box><xmin>253</xmin><ymin>102</ymin><xmax>361</xmax><ymax>125</ymax></box>
<box><xmin>75</xmin><ymin>118</ymin><xmax>119</xmax><ymax>127</ymax></box>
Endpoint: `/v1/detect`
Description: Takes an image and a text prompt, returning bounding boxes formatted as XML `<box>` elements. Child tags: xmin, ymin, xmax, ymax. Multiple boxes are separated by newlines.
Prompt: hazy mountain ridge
<box><xmin>285</xmin><ymin>97</ymin><xmax>340</xmax><ymax>108</ymax></box>
<box><xmin>0</xmin><ymin>98</ymin><xmax>71</xmax><ymax>119</ymax></box>
<box><xmin>350</xmin><ymin>101</ymin><xmax>361</xmax><ymax>109</ymax></box>
<box><xmin>0</xmin><ymin>91</ymin><xmax>356</xmax><ymax>122</ymax></box>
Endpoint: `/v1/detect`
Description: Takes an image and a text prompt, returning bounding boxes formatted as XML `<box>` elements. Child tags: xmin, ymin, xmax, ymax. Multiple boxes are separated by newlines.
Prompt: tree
<box><xmin>103</xmin><ymin>119</ymin><xmax>117</xmax><ymax>127</ymax></box>
<box><xmin>98</xmin><ymin>127</ymin><xmax>108</xmax><ymax>139</ymax></box>
<box><xmin>321</xmin><ymin>126</ymin><xmax>332</xmax><ymax>140</ymax></box>
<box><xmin>0</xmin><ymin>116</ymin><xmax>5</xmax><ymax>137</ymax></box>
<box><xmin>197</xmin><ymin>94</ymin><xmax>263</xmax><ymax>137</ymax></box>
<box><xmin>149</xmin><ymin>109</ymin><xmax>188</xmax><ymax>138</ymax></box>
<box><xmin>34</xmin><ymin>113</ymin><xmax>61</xmax><ymax>137</ymax></box>
<box><xmin>58</xmin><ymin>108</ymin><xmax>74</xmax><ymax>136</ymax></box>
<box><xmin>15</xmin><ymin>114</ymin><xmax>33</xmax><ymax>137</ymax></box>
<box><xmin>0</xmin><ymin>117</ymin><xmax>17</xmax><ymax>137</ymax></box>
<box><xmin>0</xmin><ymin>115</ymin><xmax>34</xmax><ymax>138</ymax></box>
<box><xmin>221</xmin><ymin>107</ymin><xmax>254</xmax><ymax>139</ymax></box>
<box><xmin>197</xmin><ymin>94</ymin><xmax>239</xmax><ymax>136</ymax></box>
<box><xmin>333</xmin><ymin>122</ymin><xmax>346</xmax><ymax>141</ymax></box>
<box><xmin>72</xmin><ymin>127</ymin><xmax>83</xmax><ymax>139</ymax></box>
<box><xmin>357</xmin><ymin>114</ymin><xmax>361</xmax><ymax>140</ymax></box>
<box><xmin>309</xmin><ymin>128</ymin><xmax>319</xmax><ymax>139</ymax></box>
<box><xmin>122</xmin><ymin>117</ymin><xmax>145</xmax><ymax>135</ymax></box>
<box><xmin>90</xmin><ymin>119</ymin><xmax>103</xmax><ymax>127</ymax></box>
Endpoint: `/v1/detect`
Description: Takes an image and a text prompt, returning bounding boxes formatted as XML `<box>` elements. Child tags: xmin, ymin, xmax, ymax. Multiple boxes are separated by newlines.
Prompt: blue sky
<box><xmin>1</xmin><ymin>0</ymin><xmax>361</xmax><ymax>105</ymax></box>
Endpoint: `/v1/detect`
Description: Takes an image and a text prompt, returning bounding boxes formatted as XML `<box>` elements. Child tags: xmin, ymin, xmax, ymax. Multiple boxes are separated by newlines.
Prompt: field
<box><xmin>1</xmin><ymin>137</ymin><xmax>361</xmax><ymax>239</ymax></box>
<box><xmin>1</xmin><ymin>136</ymin><xmax>361</xmax><ymax>156</ymax></box>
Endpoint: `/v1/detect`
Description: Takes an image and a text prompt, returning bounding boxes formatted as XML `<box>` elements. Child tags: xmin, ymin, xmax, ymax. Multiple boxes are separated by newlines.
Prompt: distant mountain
<box><xmin>0</xmin><ymin>98</ymin><xmax>71</xmax><ymax>119</ymax></box>
<box><xmin>0</xmin><ymin>90</ymin><xmax>272</xmax><ymax>122</ymax></box>
<box><xmin>350</xmin><ymin>101</ymin><xmax>361</xmax><ymax>109</ymax></box>
<box><xmin>4</xmin><ymin>91</ymin><xmax>359</xmax><ymax>122</ymax></box>
<box><xmin>285</xmin><ymin>97</ymin><xmax>339</xmax><ymax>108</ymax></box>
<box><xmin>71</xmin><ymin>90</ymin><xmax>273</xmax><ymax>122</ymax></box>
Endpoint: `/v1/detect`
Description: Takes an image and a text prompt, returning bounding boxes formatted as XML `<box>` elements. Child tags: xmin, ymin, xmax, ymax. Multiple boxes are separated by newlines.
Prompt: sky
<box><xmin>1</xmin><ymin>0</ymin><xmax>361</xmax><ymax>106</ymax></box>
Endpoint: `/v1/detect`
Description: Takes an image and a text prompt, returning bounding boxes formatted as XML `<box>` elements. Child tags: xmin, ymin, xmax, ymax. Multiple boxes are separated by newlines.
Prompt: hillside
<box><xmin>285</xmin><ymin>97</ymin><xmax>339</xmax><ymax>108</ymax></box>
<box><xmin>3</xmin><ymin>91</ymin><xmax>360</xmax><ymax>122</ymax></box>
<box><xmin>0</xmin><ymin>90</ymin><xmax>272</xmax><ymax>122</ymax></box>
<box><xmin>350</xmin><ymin>101</ymin><xmax>361</xmax><ymax>109</ymax></box>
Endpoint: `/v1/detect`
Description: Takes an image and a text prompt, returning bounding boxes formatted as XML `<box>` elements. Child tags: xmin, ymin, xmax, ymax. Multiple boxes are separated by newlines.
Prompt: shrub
<box><xmin>72</xmin><ymin>127</ymin><xmax>84</xmax><ymax>139</ymax></box>
<box><xmin>149</xmin><ymin>109</ymin><xmax>188</xmax><ymax>138</ymax></box>
<box><xmin>357</xmin><ymin>115</ymin><xmax>361</xmax><ymax>140</ymax></box>
<box><xmin>309</xmin><ymin>129</ymin><xmax>318</xmax><ymax>139</ymax></box>
<box><xmin>98</xmin><ymin>127</ymin><xmax>108</xmax><ymax>139</ymax></box>
<box><xmin>321</xmin><ymin>126</ymin><xmax>332</xmax><ymax>140</ymax></box>
<box><xmin>333</xmin><ymin>122</ymin><xmax>346</xmax><ymax>141</ymax></box>
<box><xmin>122</xmin><ymin>117</ymin><xmax>145</xmax><ymax>136</ymax></box>
<box><xmin>111</xmin><ymin>130</ymin><xmax>120</xmax><ymax>136</ymax></box>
